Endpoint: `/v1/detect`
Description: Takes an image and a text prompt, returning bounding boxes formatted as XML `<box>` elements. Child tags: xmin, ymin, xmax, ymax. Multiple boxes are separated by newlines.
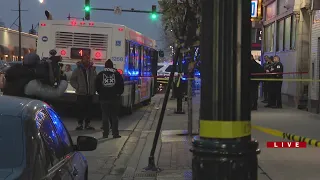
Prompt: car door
<box><xmin>35</xmin><ymin>109</ymin><xmax>73</xmax><ymax>180</ymax></box>
<box><xmin>46</xmin><ymin>108</ymin><xmax>87</xmax><ymax>180</ymax></box>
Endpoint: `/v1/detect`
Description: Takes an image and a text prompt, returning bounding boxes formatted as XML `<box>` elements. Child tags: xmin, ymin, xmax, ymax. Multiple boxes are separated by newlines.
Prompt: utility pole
<box><xmin>191</xmin><ymin>0</ymin><xmax>260</xmax><ymax>179</ymax></box>
<box><xmin>18</xmin><ymin>0</ymin><xmax>22</xmax><ymax>61</ymax></box>
<box><xmin>11</xmin><ymin>1</ymin><xmax>27</xmax><ymax>61</ymax></box>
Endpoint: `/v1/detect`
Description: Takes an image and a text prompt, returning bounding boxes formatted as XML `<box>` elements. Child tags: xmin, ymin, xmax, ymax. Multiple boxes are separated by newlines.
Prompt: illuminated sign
<box><xmin>70</xmin><ymin>48</ymin><xmax>91</xmax><ymax>59</ymax></box>
<box><xmin>251</xmin><ymin>0</ymin><xmax>258</xmax><ymax>18</ymax></box>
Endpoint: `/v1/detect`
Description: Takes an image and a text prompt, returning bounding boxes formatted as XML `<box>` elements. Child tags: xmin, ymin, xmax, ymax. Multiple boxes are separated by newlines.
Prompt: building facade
<box><xmin>309</xmin><ymin>10</ymin><xmax>320</xmax><ymax>112</ymax></box>
<box><xmin>0</xmin><ymin>27</ymin><xmax>37</xmax><ymax>61</ymax></box>
<box><xmin>252</xmin><ymin>0</ymin><xmax>263</xmax><ymax>62</ymax></box>
<box><xmin>262</xmin><ymin>0</ymin><xmax>315</xmax><ymax>108</ymax></box>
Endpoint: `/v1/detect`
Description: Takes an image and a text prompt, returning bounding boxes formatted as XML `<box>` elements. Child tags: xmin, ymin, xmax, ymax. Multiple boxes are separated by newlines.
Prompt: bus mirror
<box><xmin>158</xmin><ymin>50</ymin><xmax>164</xmax><ymax>58</ymax></box>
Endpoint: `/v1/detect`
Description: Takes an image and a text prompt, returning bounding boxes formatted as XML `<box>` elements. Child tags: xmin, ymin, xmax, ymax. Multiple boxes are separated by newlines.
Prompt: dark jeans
<box><xmin>100</xmin><ymin>98</ymin><xmax>120</xmax><ymax>136</ymax></box>
<box><xmin>262</xmin><ymin>82</ymin><xmax>269</xmax><ymax>101</ymax></box>
<box><xmin>77</xmin><ymin>95</ymin><xmax>93</xmax><ymax>125</ymax></box>
<box><xmin>250</xmin><ymin>84</ymin><xmax>259</xmax><ymax>108</ymax></box>
<box><xmin>269</xmin><ymin>82</ymin><xmax>282</xmax><ymax>106</ymax></box>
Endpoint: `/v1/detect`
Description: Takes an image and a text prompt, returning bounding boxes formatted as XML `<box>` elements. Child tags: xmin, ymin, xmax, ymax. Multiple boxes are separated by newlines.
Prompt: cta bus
<box><xmin>36</xmin><ymin>19</ymin><xmax>158</xmax><ymax>114</ymax></box>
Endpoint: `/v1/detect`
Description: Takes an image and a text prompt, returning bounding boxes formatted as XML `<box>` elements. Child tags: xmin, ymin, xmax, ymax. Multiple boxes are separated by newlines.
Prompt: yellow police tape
<box><xmin>200</xmin><ymin>120</ymin><xmax>251</xmax><ymax>138</ymax></box>
<box><xmin>199</xmin><ymin>121</ymin><xmax>320</xmax><ymax>147</ymax></box>
<box><xmin>251</xmin><ymin>78</ymin><xmax>320</xmax><ymax>82</ymax></box>
<box><xmin>252</xmin><ymin>125</ymin><xmax>320</xmax><ymax>147</ymax></box>
<box><xmin>157</xmin><ymin>78</ymin><xmax>320</xmax><ymax>82</ymax></box>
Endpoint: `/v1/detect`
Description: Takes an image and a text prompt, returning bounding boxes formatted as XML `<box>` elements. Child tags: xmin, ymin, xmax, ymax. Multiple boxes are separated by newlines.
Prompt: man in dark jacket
<box><xmin>268</xmin><ymin>55</ymin><xmax>283</xmax><ymax>108</ymax></box>
<box><xmin>96</xmin><ymin>59</ymin><xmax>124</xmax><ymax>138</ymax></box>
<box><xmin>3</xmin><ymin>53</ymin><xmax>67</xmax><ymax>99</ymax></box>
<box><xmin>262</xmin><ymin>55</ymin><xmax>273</xmax><ymax>103</ymax></box>
<box><xmin>70</xmin><ymin>55</ymin><xmax>97</xmax><ymax>130</ymax></box>
<box><xmin>250</xmin><ymin>55</ymin><xmax>264</xmax><ymax>110</ymax></box>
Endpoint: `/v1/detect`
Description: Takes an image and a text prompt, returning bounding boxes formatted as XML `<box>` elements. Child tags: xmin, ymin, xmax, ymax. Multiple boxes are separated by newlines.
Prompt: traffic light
<box><xmin>151</xmin><ymin>5</ymin><xmax>157</xmax><ymax>20</ymax></box>
<box><xmin>84</xmin><ymin>0</ymin><xmax>91</xmax><ymax>20</ymax></box>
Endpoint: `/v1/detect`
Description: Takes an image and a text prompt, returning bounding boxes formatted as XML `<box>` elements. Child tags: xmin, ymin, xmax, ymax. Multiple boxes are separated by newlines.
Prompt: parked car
<box><xmin>0</xmin><ymin>60</ymin><xmax>10</xmax><ymax>73</ymax></box>
<box><xmin>0</xmin><ymin>95</ymin><xmax>98</xmax><ymax>180</ymax></box>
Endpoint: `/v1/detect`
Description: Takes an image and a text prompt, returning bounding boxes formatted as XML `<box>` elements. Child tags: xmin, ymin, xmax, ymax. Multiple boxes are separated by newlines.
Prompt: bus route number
<box><xmin>111</xmin><ymin>57</ymin><xmax>124</xmax><ymax>62</ymax></box>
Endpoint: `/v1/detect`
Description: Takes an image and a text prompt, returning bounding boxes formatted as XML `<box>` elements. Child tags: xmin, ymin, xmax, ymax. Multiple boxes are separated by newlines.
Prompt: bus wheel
<box><xmin>126</xmin><ymin>103</ymin><xmax>133</xmax><ymax>115</ymax></box>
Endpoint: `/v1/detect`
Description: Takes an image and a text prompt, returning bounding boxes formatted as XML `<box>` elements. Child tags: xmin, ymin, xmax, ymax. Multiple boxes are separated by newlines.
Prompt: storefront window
<box><xmin>291</xmin><ymin>15</ymin><xmax>297</xmax><ymax>49</ymax></box>
<box><xmin>264</xmin><ymin>23</ymin><xmax>274</xmax><ymax>52</ymax></box>
<box><xmin>284</xmin><ymin>16</ymin><xmax>291</xmax><ymax>50</ymax></box>
<box><xmin>277</xmin><ymin>19</ymin><xmax>284</xmax><ymax>51</ymax></box>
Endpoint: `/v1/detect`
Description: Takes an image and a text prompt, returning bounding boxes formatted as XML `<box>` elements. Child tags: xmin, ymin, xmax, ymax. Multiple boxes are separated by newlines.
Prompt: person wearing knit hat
<box><xmin>95</xmin><ymin>59</ymin><xmax>124</xmax><ymax>138</ymax></box>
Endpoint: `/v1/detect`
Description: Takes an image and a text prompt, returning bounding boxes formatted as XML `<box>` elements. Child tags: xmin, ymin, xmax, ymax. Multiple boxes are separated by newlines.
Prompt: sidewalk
<box><xmin>115</xmin><ymin>94</ymin><xmax>198</xmax><ymax>180</ymax></box>
<box><xmin>124</xmin><ymin>95</ymin><xmax>320</xmax><ymax>180</ymax></box>
<box><xmin>66</xmin><ymin>92</ymin><xmax>320</xmax><ymax>179</ymax></box>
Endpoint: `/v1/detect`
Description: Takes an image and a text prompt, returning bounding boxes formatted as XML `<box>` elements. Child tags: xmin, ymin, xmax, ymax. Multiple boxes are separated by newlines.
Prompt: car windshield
<box><xmin>0</xmin><ymin>115</ymin><xmax>24</xmax><ymax>169</ymax></box>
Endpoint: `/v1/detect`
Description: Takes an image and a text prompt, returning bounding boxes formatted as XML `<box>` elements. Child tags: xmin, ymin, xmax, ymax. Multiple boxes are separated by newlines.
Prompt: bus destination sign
<box><xmin>70</xmin><ymin>48</ymin><xmax>91</xmax><ymax>59</ymax></box>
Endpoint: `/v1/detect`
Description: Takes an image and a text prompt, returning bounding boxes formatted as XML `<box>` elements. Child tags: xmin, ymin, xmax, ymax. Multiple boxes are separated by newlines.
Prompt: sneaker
<box><xmin>75</xmin><ymin>124</ymin><xmax>83</xmax><ymax>130</ymax></box>
<box><xmin>85</xmin><ymin>124</ymin><xmax>95</xmax><ymax>130</ymax></box>
<box><xmin>113</xmin><ymin>135</ymin><xmax>121</xmax><ymax>138</ymax></box>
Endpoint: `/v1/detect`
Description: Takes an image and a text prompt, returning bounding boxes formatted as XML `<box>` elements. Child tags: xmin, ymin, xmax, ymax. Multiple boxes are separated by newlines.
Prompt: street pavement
<box><xmin>252</xmin><ymin>103</ymin><xmax>320</xmax><ymax>180</ymax></box>
<box><xmin>62</xmin><ymin>94</ymin><xmax>163</xmax><ymax>180</ymax></box>
<box><xmin>62</xmin><ymin>92</ymin><xmax>320</xmax><ymax>179</ymax></box>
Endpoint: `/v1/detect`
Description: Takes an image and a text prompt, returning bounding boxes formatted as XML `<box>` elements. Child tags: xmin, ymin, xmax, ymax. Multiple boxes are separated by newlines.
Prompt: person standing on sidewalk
<box><xmin>262</xmin><ymin>55</ymin><xmax>273</xmax><ymax>103</ymax></box>
<box><xmin>95</xmin><ymin>59</ymin><xmax>124</xmax><ymax>138</ymax></box>
<box><xmin>269</xmin><ymin>55</ymin><xmax>283</xmax><ymax>108</ymax></box>
<box><xmin>70</xmin><ymin>55</ymin><xmax>96</xmax><ymax>130</ymax></box>
<box><xmin>250</xmin><ymin>54</ymin><xmax>264</xmax><ymax>110</ymax></box>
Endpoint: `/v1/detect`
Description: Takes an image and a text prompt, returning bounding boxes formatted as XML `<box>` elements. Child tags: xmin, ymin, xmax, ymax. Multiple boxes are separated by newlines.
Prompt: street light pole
<box><xmin>18</xmin><ymin>0</ymin><xmax>22</xmax><ymax>61</ymax></box>
<box><xmin>190</xmin><ymin>0</ymin><xmax>260</xmax><ymax>179</ymax></box>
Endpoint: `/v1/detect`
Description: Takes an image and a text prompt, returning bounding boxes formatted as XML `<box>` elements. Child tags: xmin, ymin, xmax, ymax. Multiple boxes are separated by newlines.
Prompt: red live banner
<box><xmin>266</xmin><ymin>141</ymin><xmax>307</xmax><ymax>148</ymax></box>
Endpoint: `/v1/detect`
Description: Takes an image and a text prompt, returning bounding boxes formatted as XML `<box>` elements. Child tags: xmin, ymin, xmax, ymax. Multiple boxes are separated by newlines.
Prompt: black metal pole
<box><xmin>144</xmin><ymin>47</ymin><xmax>180</xmax><ymax>171</ymax></box>
<box><xmin>92</xmin><ymin>7</ymin><xmax>163</xmax><ymax>14</ymax></box>
<box><xmin>175</xmin><ymin>56</ymin><xmax>185</xmax><ymax>114</ymax></box>
<box><xmin>18</xmin><ymin>0</ymin><xmax>22</xmax><ymax>61</ymax></box>
<box><xmin>190</xmin><ymin>0</ymin><xmax>260</xmax><ymax>179</ymax></box>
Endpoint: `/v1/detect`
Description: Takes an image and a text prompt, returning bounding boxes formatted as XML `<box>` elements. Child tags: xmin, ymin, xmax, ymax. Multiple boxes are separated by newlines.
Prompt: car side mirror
<box><xmin>76</xmin><ymin>136</ymin><xmax>98</xmax><ymax>151</ymax></box>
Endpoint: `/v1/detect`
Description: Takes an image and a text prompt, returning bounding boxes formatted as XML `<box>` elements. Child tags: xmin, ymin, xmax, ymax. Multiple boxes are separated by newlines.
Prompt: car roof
<box><xmin>0</xmin><ymin>95</ymin><xmax>47</xmax><ymax>117</ymax></box>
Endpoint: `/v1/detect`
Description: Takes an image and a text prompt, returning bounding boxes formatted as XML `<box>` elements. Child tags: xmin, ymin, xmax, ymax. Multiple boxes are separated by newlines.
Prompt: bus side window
<box><xmin>143</xmin><ymin>47</ymin><xmax>152</xmax><ymax>76</ymax></box>
<box><xmin>129</xmin><ymin>42</ymin><xmax>135</xmax><ymax>73</ymax></box>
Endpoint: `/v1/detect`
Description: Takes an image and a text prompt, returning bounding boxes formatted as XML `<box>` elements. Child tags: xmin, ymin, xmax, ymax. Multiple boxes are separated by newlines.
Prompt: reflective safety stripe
<box><xmin>157</xmin><ymin>78</ymin><xmax>169</xmax><ymax>81</ymax></box>
<box><xmin>200</xmin><ymin>120</ymin><xmax>251</xmax><ymax>138</ymax></box>
<box><xmin>157</xmin><ymin>81</ymin><xmax>168</xmax><ymax>84</ymax></box>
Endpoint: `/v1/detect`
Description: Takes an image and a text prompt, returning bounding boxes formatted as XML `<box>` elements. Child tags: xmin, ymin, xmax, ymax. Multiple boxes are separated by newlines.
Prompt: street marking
<box><xmin>199</xmin><ymin>120</ymin><xmax>251</xmax><ymax>138</ymax></box>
